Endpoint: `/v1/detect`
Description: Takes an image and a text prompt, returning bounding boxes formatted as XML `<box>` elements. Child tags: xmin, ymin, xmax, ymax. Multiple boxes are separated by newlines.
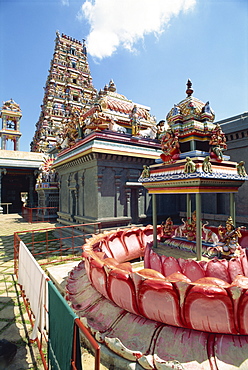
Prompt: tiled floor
<box><xmin>0</xmin><ymin>214</ymin><xmax>56</xmax><ymax>369</ymax></box>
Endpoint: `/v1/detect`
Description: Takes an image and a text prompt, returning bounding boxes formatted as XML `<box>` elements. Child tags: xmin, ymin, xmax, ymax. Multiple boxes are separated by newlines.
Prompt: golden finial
<box><xmin>186</xmin><ymin>79</ymin><xmax>194</xmax><ymax>97</ymax></box>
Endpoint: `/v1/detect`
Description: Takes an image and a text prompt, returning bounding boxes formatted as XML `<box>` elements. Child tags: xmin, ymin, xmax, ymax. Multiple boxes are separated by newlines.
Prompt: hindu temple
<box><xmin>2</xmin><ymin>29</ymin><xmax>248</xmax><ymax>369</ymax></box>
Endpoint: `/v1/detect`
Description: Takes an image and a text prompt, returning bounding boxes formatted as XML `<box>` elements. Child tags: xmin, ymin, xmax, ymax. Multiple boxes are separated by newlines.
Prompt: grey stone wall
<box><xmin>56</xmin><ymin>152</ymin><xmax>154</xmax><ymax>229</ymax></box>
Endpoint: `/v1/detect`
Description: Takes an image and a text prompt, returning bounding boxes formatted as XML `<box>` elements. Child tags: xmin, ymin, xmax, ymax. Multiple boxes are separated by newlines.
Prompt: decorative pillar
<box><xmin>190</xmin><ymin>140</ymin><xmax>196</xmax><ymax>151</ymax></box>
<box><xmin>152</xmin><ymin>194</ymin><xmax>157</xmax><ymax>248</ymax></box>
<box><xmin>81</xmin><ymin>172</ymin><xmax>85</xmax><ymax>216</ymax></box>
<box><xmin>16</xmin><ymin>136</ymin><xmax>20</xmax><ymax>151</ymax></box>
<box><xmin>138</xmin><ymin>188</ymin><xmax>145</xmax><ymax>220</ymax></box>
<box><xmin>0</xmin><ymin>168</ymin><xmax>7</xmax><ymax>214</ymax></box>
<box><xmin>114</xmin><ymin>175</ymin><xmax>121</xmax><ymax>218</ymax></box>
<box><xmin>186</xmin><ymin>194</ymin><xmax>192</xmax><ymax>222</ymax></box>
<box><xmin>1</xmin><ymin>135</ymin><xmax>6</xmax><ymax>150</ymax></box>
<box><xmin>125</xmin><ymin>188</ymin><xmax>131</xmax><ymax>218</ymax></box>
<box><xmin>195</xmin><ymin>193</ymin><xmax>202</xmax><ymax>261</ymax></box>
<box><xmin>230</xmin><ymin>193</ymin><xmax>236</xmax><ymax>226</ymax></box>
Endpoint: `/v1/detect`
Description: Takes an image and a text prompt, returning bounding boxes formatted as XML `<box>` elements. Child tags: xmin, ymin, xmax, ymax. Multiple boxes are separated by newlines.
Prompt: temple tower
<box><xmin>31</xmin><ymin>31</ymin><xmax>97</xmax><ymax>153</ymax></box>
<box><xmin>0</xmin><ymin>99</ymin><xmax>22</xmax><ymax>150</ymax></box>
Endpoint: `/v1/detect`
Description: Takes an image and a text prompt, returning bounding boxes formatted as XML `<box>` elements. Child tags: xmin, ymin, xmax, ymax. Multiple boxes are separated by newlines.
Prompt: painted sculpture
<box><xmin>66</xmin><ymin>224</ymin><xmax>248</xmax><ymax>368</ymax></box>
<box><xmin>35</xmin><ymin>157</ymin><xmax>58</xmax><ymax>188</ymax></box>
<box><xmin>160</xmin><ymin>129</ymin><xmax>180</xmax><ymax>163</ymax></box>
<box><xmin>68</xmin><ymin>223</ymin><xmax>248</xmax><ymax>335</ymax></box>
<box><xmin>52</xmin><ymin>80</ymin><xmax>158</xmax><ymax>150</ymax></box>
<box><xmin>209</xmin><ymin>124</ymin><xmax>227</xmax><ymax>161</ymax></box>
<box><xmin>204</xmin><ymin>216</ymin><xmax>245</xmax><ymax>259</ymax></box>
<box><xmin>160</xmin><ymin>217</ymin><xmax>174</xmax><ymax>241</ymax></box>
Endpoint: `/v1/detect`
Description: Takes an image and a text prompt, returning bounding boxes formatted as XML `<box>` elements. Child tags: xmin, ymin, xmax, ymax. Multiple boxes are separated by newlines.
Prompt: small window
<box><xmin>73</xmin><ymin>78</ymin><xmax>77</xmax><ymax>84</ymax></box>
<box><xmin>72</xmin><ymin>62</ymin><xmax>76</xmax><ymax>68</ymax></box>
<box><xmin>71</xmin><ymin>48</ymin><xmax>75</xmax><ymax>55</ymax></box>
<box><xmin>73</xmin><ymin>95</ymin><xmax>78</xmax><ymax>101</ymax></box>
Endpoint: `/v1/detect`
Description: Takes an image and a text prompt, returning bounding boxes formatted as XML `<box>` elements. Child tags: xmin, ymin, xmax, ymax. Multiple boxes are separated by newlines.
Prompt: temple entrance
<box><xmin>1</xmin><ymin>171</ymin><xmax>37</xmax><ymax>214</ymax></box>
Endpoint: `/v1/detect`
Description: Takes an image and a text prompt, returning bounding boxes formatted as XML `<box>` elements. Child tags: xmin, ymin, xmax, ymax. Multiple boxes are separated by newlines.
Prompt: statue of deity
<box><xmin>160</xmin><ymin>129</ymin><xmax>180</xmax><ymax>163</ymax></box>
<box><xmin>185</xmin><ymin>210</ymin><xmax>197</xmax><ymax>241</ymax></box>
<box><xmin>130</xmin><ymin>105</ymin><xmax>140</xmax><ymax>136</ymax></box>
<box><xmin>209</xmin><ymin>124</ymin><xmax>227</xmax><ymax>161</ymax></box>
<box><xmin>160</xmin><ymin>217</ymin><xmax>174</xmax><ymax>242</ymax></box>
<box><xmin>204</xmin><ymin>216</ymin><xmax>244</xmax><ymax>259</ymax></box>
<box><xmin>217</xmin><ymin>216</ymin><xmax>242</xmax><ymax>257</ymax></box>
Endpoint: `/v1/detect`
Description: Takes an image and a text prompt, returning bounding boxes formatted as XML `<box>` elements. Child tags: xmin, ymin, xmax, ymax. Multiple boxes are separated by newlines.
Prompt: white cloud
<box><xmin>78</xmin><ymin>0</ymin><xmax>196</xmax><ymax>59</ymax></box>
<box><xmin>61</xmin><ymin>0</ymin><xmax>69</xmax><ymax>5</ymax></box>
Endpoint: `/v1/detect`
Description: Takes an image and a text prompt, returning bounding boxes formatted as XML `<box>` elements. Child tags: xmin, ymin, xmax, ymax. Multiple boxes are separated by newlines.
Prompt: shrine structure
<box><xmin>52</xmin><ymin>80</ymin><xmax>160</xmax><ymax>229</ymax></box>
<box><xmin>139</xmin><ymin>80</ymin><xmax>248</xmax><ymax>258</ymax></box>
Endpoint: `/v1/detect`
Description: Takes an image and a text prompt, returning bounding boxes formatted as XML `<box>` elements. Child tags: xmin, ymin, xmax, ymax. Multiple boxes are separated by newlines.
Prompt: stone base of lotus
<box><xmin>65</xmin><ymin>225</ymin><xmax>248</xmax><ymax>369</ymax></box>
<box><xmin>67</xmin><ymin>260</ymin><xmax>248</xmax><ymax>370</ymax></box>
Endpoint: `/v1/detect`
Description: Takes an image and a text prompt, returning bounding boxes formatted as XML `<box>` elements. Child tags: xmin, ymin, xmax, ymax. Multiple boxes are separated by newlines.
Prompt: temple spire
<box><xmin>186</xmin><ymin>79</ymin><xmax>194</xmax><ymax>97</ymax></box>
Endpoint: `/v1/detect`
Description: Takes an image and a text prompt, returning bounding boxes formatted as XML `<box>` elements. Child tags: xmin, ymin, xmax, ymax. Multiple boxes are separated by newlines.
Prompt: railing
<box><xmin>14</xmin><ymin>224</ymin><xmax>102</xmax><ymax>370</ymax></box>
<box><xmin>22</xmin><ymin>206</ymin><xmax>58</xmax><ymax>223</ymax></box>
<box><xmin>73</xmin><ymin>318</ymin><xmax>101</xmax><ymax>370</ymax></box>
<box><xmin>14</xmin><ymin>223</ymin><xmax>101</xmax><ymax>275</ymax></box>
<box><xmin>0</xmin><ymin>202</ymin><xmax>12</xmax><ymax>214</ymax></box>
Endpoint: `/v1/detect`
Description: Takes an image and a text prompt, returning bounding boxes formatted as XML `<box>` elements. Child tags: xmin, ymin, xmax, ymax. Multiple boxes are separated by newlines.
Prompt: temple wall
<box><xmin>219</xmin><ymin>114</ymin><xmax>248</xmax><ymax>220</ymax></box>
<box><xmin>55</xmin><ymin>150</ymin><xmax>154</xmax><ymax>229</ymax></box>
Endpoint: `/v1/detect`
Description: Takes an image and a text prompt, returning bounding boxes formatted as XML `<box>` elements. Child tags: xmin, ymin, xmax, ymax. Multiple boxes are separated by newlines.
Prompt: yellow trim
<box><xmin>146</xmin><ymin>188</ymin><xmax>239</xmax><ymax>194</ymax></box>
<box><xmin>54</xmin><ymin>146</ymin><xmax>159</xmax><ymax>167</ymax></box>
<box><xmin>179</xmin><ymin>135</ymin><xmax>209</xmax><ymax>142</ymax></box>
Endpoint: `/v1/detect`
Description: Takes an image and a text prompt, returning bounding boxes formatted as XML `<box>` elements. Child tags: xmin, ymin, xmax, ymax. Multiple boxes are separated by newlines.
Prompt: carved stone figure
<box><xmin>141</xmin><ymin>165</ymin><xmax>150</xmax><ymax>178</ymax></box>
<box><xmin>184</xmin><ymin>157</ymin><xmax>196</xmax><ymax>173</ymax></box>
<box><xmin>237</xmin><ymin>161</ymin><xmax>247</xmax><ymax>177</ymax></box>
<box><xmin>202</xmin><ymin>156</ymin><xmax>212</xmax><ymax>173</ymax></box>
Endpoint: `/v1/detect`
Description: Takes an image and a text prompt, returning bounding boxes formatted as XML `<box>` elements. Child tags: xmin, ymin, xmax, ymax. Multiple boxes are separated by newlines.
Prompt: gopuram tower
<box><xmin>31</xmin><ymin>31</ymin><xmax>97</xmax><ymax>153</ymax></box>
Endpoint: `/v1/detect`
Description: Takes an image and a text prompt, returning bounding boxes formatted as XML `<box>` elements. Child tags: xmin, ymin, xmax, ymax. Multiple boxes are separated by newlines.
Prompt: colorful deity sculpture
<box><xmin>185</xmin><ymin>210</ymin><xmax>197</xmax><ymax>241</ymax></box>
<box><xmin>160</xmin><ymin>129</ymin><xmax>180</xmax><ymax>163</ymax></box>
<box><xmin>36</xmin><ymin>157</ymin><xmax>58</xmax><ymax>188</ymax></box>
<box><xmin>209</xmin><ymin>124</ymin><xmax>227</xmax><ymax>161</ymax></box>
<box><xmin>130</xmin><ymin>105</ymin><xmax>140</xmax><ymax>136</ymax></box>
<box><xmin>160</xmin><ymin>217</ymin><xmax>174</xmax><ymax>241</ymax></box>
<box><xmin>204</xmin><ymin>216</ymin><xmax>244</xmax><ymax>259</ymax></box>
<box><xmin>217</xmin><ymin>216</ymin><xmax>243</xmax><ymax>257</ymax></box>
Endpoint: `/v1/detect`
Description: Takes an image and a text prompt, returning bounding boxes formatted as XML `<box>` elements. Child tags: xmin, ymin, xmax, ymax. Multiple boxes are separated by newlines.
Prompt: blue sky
<box><xmin>0</xmin><ymin>0</ymin><xmax>247</xmax><ymax>152</ymax></box>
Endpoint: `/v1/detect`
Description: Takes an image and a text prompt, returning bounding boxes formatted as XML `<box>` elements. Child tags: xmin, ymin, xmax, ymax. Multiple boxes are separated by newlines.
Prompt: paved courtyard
<box><xmin>0</xmin><ymin>214</ymin><xmax>56</xmax><ymax>369</ymax></box>
<box><xmin>0</xmin><ymin>214</ymin><xmax>111</xmax><ymax>370</ymax></box>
